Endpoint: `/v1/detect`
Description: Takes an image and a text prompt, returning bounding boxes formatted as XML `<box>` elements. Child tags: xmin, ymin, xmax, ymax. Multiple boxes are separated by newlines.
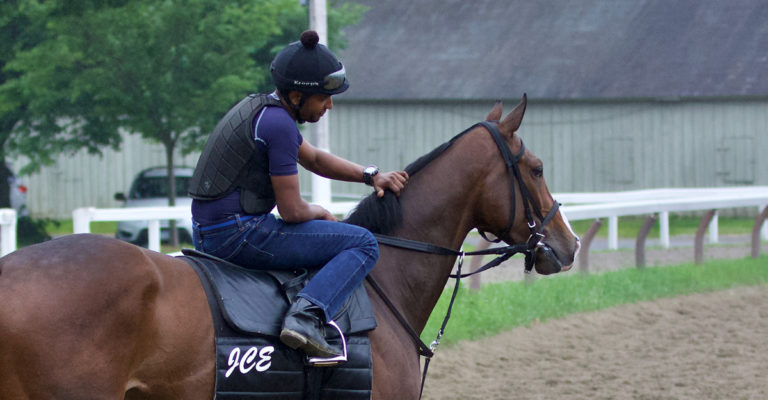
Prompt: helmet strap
<box><xmin>282</xmin><ymin>90</ymin><xmax>309</xmax><ymax>124</ymax></box>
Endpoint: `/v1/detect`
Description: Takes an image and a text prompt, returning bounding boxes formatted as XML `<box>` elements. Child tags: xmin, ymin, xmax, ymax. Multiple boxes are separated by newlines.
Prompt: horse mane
<box><xmin>344</xmin><ymin>126</ymin><xmax>476</xmax><ymax>234</ymax></box>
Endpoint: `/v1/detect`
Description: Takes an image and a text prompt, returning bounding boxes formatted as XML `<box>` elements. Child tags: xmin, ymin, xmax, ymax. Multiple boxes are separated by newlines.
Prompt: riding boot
<box><xmin>280</xmin><ymin>298</ymin><xmax>342</xmax><ymax>358</ymax></box>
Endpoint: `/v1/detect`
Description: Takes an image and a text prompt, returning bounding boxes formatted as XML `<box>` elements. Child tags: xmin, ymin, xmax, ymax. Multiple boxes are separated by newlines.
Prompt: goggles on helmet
<box><xmin>322</xmin><ymin>66</ymin><xmax>347</xmax><ymax>91</ymax></box>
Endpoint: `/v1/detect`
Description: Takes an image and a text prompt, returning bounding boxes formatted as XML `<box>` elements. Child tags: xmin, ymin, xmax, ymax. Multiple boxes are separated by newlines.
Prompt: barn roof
<box><xmin>336</xmin><ymin>0</ymin><xmax>768</xmax><ymax>101</ymax></box>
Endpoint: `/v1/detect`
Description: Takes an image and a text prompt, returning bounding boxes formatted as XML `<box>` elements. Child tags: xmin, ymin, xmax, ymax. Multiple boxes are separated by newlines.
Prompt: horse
<box><xmin>0</xmin><ymin>95</ymin><xmax>579</xmax><ymax>400</ymax></box>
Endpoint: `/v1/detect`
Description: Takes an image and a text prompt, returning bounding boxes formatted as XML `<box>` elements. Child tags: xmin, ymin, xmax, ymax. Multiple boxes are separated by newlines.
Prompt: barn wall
<box><xmin>18</xmin><ymin>98</ymin><xmax>768</xmax><ymax>219</ymax></box>
<box><xmin>327</xmin><ymin>97</ymin><xmax>768</xmax><ymax>196</ymax></box>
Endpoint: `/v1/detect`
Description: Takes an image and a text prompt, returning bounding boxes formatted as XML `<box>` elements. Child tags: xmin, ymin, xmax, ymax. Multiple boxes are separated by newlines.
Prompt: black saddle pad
<box><xmin>179</xmin><ymin>249</ymin><xmax>377</xmax><ymax>400</ymax></box>
<box><xmin>180</xmin><ymin>248</ymin><xmax>378</xmax><ymax>337</ymax></box>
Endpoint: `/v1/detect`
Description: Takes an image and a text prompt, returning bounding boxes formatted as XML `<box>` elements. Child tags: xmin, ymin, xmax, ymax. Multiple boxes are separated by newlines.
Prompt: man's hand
<box><xmin>312</xmin><ymin>204</ymin><xmax>338</xmax><ymax>222</ymax></box>
<box><xmin>372</xmin><ymin>171</ymin><xmax>409</xmax><ymax>197</ymax></box>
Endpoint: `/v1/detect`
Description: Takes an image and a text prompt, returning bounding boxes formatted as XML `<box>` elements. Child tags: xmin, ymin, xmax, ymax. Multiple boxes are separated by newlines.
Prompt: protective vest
<box><xmin>189</xmin><ymin>93</ymin><xmax>284</xmax><ymax>214</ymax></box>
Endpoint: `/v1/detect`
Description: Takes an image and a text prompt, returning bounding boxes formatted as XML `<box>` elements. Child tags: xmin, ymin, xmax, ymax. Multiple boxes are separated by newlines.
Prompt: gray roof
<box><xmin>336</xmin><ymin>0</ymin><xmax>768</xmax><ymax>101</ymax></box>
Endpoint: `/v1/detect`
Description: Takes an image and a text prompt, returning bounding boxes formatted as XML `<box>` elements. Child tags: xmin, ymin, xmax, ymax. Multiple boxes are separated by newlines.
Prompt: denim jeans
<box><xmin>193</xmin><ymin>213</ymin><xmax>379</xmax><ymax>321</ymax></box>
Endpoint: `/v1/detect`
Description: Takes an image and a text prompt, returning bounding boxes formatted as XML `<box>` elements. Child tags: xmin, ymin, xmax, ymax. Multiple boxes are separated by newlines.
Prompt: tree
<box><xmin>0</xmin><ymin>1</ymin><xmax>47</xmax><ymax>207</ymax></box>
<box><xmin>3</xmin><ymin>0</ymin><xmax>365</xmax><ymax>244</ymax></box>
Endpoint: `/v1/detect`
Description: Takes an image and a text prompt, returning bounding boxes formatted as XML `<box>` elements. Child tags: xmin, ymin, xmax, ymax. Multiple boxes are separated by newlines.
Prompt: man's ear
<box><xmin>288</xmin><ymin>90</ymin><xmax>303</xmax><ymax>107</ymax></box>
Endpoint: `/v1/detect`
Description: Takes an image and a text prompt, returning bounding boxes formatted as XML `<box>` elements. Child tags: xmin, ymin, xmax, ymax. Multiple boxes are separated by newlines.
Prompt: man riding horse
<box><xmin>188</xmin><ymin>30</ymin><xmax>409</xmax><ymax>359</ymax></box>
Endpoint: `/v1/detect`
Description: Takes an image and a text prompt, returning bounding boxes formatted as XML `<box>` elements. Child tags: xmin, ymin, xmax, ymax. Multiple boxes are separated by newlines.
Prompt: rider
<box><xmin>188</xmin><ymin>30</ymin><xmax>408</xmax><ymax>358</ymax></box>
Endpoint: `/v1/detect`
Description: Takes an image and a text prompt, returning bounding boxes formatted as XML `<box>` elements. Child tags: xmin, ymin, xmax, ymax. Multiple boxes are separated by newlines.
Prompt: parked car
<box><xmin>114</xmin><ymin>166</ymin><xmax>194</xmax><ymax>246</ymax></box>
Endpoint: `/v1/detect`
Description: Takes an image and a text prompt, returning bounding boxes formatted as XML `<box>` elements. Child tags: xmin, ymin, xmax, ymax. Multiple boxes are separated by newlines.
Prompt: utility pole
<box><xmin>308</xmin><ymin>0</ymin><xmax>332</xmax><ymax>207</ymax></box>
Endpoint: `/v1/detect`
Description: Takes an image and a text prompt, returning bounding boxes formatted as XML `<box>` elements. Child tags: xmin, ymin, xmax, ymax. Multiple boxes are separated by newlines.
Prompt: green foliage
<box><xmin>16</xmin><ymin>216</ymin><xmax>54</xmax><ymax>246</ymax></box>
<box><xmin>422</xmin><ymin>256</ymin><xmax>768</xmax><ymax>346</ymax></box>
<box><xmin>1</xmin><ymin>0</ymin><xmax>365</xmax><ymax>175</ymax></box>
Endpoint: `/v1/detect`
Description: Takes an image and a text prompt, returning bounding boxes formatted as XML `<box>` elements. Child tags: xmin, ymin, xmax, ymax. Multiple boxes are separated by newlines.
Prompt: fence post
<box><xmin>694</xmin><ymin>209</ymin><xmax>717</xmax><ymax>264</ymax></box>
<box><xmin>0</xmin><ymin>209</ymin><xmax>17</xmax><ymax>256</ymax></box>
<box><xmin>469</xmin><ymin>240</ymin><xmax>491</xmax><ymax>291</ymax></box>
<box><xmin>608</xmin><ymin>216</ymin><xmax>618</xmax><ymax>250</ymax></box>
<box><xmin>659</xmin><ymin>211</ymin><xmax>670</xmax><ymax>248</ymax></box>
<box><xmin>578</xmin><ymin>219</ymin><xmax>603</xmax><ymax>271</ymax></box>
<box><xmin>635</xmin><ymin>214</ymin><xmax>657</xmax><ymax>268</ymax></box>
<box><xmin>72</xmin><ymin>207</ymin><xmax>95</xmax><ymax>234</ymax></box>
<box><xmin>761</xmin><ymin>204</ymin><xmax>768</xmax><ymax>241</ymax></box>
<box><xmin>751</xmin><ymin>205</ymin><xmax>768</xmax><ymax>258</ymax></box>
<box><xmin>147</xmin><ymin>220</ymin><xmax>161</xmax><ymax>252</ymax></box>
<box><xmin>708</xmin><ymin>212</ymin><xmax>719</xmax><ymax>244</ymax></box>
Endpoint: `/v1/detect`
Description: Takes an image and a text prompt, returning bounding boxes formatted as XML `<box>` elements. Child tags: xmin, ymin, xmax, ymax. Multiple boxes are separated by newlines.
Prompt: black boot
<box><xmin>280</xmin><ymin>298</ymin><xmax>342</xmax><ymax>358</ymax></box>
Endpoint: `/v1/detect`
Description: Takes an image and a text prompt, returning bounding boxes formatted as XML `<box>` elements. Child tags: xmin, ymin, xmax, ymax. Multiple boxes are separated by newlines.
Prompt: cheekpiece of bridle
<box><xmin>367</xmin><ymin>121</ymin><xmax>562</xmax><ymax>399</ymax></box>
<box><xmin>373</xmin><ymin>120</ymin><xmax>562</xmax><ymax>275</ymax></box>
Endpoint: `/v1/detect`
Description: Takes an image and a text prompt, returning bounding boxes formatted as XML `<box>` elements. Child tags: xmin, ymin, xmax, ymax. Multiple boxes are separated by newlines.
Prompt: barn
<box><xmin>23</xmin><ymin>0</ymin><xmax>768</xmax><ymax>218</ymax></box>
<box><xmin>327</xmin><ymin>0</ymin><xmax>768</xmax><ymax>197</ymax></box>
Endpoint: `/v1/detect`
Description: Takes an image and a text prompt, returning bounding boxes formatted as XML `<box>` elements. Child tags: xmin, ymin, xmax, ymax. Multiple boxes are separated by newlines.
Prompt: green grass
<box><xmin>421</xmin><ymin>256</ymin><xmax>768</xmax><ymax>347</ymax></box>
<box><xmin>44</xmin><ymin>219</ymin><xmax>117</xmax><ymax>236</ymax></box>
<box><xmin>568</xmin><ymin>215</ymin><xmax>755</xmax><ymax>238</ymax></box>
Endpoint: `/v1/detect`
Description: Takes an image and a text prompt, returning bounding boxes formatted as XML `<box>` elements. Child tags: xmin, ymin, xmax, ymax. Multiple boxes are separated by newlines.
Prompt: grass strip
<box><xmin>568</xmin><ymin>215</ymin><xmax>755</xmax><ymax>238</ymax></box>
<box><xmin>421</xmin><ymin>256</ymin><xmax>768</xmax><ymax>346</ymax></box>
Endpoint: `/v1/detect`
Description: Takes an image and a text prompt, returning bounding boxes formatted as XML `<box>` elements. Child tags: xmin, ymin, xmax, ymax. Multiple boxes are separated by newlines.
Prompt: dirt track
<box><xmin>422</xmin><ymin>239</ymin><xmax>768</xmax><ymax>400</ymax></box>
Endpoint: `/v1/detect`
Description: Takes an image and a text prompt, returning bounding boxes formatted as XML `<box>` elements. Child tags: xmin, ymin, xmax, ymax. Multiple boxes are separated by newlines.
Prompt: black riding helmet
<box><xmin>270</xmin><ymin>30</ymin><xmax>349</xmax><ymax>96</ymax></box>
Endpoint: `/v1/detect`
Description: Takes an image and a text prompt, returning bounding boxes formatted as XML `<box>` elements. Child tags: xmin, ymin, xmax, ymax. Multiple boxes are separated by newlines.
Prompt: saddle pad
<box><xmin>180</xmin><ymin>251</ymin><xmax>375</xmax><ymax>400</ymax></box>
<box><xmin>180</xmin><ymin>249</ymin><xmax>377</xmax><ymax>337</ymax></box>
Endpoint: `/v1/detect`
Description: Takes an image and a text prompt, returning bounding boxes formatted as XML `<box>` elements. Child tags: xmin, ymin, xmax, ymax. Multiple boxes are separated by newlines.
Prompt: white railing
<box><xmin>0</xmin><ymin>187</ymin><xmax>764</xmax><ymax>259</ymax></box>
<box><xmin>559</xmin><ymin>186</ymin><xmax>768</xmax><ymax>249</ymax></box>
<box><xmin>72</xmin><ymin>206</ymin><xmax>191</xmax><ymax>252</ymax></box>
<box><xmin>0</xmin><ymin>208</ymin><xmax>17</xmax><ymax>257</ymax></box>
<box><xmin>69</xmin><ymin>202</ymin><xmax>359</xmax><ymax>253</ymax></box>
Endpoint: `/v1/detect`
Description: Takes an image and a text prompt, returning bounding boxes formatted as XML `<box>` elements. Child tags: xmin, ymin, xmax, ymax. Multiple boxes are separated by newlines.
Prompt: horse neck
<box><xmin>372</xmin><ymin>132</ymin><xmax>489</xmax><ymax>333</ymax></box>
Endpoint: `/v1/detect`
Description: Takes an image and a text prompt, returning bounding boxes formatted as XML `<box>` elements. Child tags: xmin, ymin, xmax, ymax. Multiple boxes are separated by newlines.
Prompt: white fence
<box><xmin>559</xmin><ymin>186</ymin><xmax>768</xmax><ymax>249</ymax></box>
<box><xmin>69</xmin><ymin>202</ymin><xmax>360</xmax><ymax>253</ymax></box>
<box><xmin>0</xmin><ymin>187</ymin><xmax>766</xmax><ymax>258</ymax></box>
<box><xmin>0</xmin><ymin>209</ymin><xmax>17</xmax><ymax>257</ymax></box>
<box><xmin>72</xmin><ymin>206</ymin><xmax>191</xmax><ymax>252</ymax></box>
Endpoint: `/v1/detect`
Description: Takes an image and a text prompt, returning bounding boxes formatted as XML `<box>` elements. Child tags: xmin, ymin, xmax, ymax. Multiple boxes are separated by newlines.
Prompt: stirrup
<box><xmin>307</xmin><ymin>320</ymin><xmax>348</xmax><ymax>367</ymax></box>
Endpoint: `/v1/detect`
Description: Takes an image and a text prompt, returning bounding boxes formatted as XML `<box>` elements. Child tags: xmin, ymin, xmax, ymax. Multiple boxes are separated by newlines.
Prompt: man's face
<box><xmin>297</xmin><ymin>93</ymin><xmax>333</xmax><ymax>123</ymax></box>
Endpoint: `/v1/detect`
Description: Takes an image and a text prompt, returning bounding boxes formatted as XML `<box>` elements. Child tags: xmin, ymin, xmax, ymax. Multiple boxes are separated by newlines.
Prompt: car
<box><xmin>114</xmin><ymin>166</ymin><xmax>194</xmax><ymax>246</ymax></box>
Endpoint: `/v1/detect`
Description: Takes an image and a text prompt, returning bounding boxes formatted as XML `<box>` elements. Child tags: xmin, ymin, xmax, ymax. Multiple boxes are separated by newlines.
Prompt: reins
<box><xmin>366</xmin><ymin>121</ymin><xmax>562</xmax><ymax>399</ymax></box>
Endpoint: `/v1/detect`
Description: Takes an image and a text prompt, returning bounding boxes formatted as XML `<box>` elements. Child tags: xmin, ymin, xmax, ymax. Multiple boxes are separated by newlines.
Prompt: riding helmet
<box><xmin>270</xmin><ymin>30</ymin><xmax>349</xmax><ymax>96</ymax></box>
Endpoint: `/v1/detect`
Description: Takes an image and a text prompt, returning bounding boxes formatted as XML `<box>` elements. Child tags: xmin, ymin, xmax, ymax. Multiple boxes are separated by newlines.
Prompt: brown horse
<box><xmin>0</xmin><ymin>96</ymin><xmax>579</xmax><ymax>400</ymax></box>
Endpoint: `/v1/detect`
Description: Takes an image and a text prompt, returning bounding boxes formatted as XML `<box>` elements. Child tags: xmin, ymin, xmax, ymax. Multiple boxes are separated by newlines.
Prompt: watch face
<box><xmin>364</xmin><ymin>166</ymin><xmax>378</xmax><ymax>175</ymax></box>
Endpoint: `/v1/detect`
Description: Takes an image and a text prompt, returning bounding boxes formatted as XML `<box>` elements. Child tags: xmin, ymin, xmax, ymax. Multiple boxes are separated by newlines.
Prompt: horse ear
<box><xmin>500</xmin><ymin>93</ymin><xmax>527</xmax><ymax>135</ymax></box>
<box><xmin>485</xmin><ymin>100</ymin><xmax>503</xmax><ymax>122</ymax></box>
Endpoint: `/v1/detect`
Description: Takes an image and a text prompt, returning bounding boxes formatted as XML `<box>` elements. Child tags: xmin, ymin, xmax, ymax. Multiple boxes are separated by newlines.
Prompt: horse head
<box><xmin>473</xmin><ymin>94</ymin><xmax>579</xmax><ymax>275</ymax></box>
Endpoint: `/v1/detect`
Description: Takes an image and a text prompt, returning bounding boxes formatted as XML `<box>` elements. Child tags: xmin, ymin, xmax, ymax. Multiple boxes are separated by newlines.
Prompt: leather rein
<box><xmin>365</xmin><ymin>121</ymin><xmax>561</xmax><ymax>398</ymax></box>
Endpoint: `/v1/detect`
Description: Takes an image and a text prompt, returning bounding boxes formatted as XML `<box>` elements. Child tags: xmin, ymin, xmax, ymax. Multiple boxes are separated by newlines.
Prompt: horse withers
<box><xmin>0</xmin><ymin>95</ymin><xmax>578</xmax><ymax>399</ymax></box>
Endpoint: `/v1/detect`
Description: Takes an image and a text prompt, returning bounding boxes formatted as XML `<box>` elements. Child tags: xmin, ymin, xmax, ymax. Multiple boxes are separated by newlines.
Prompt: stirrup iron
<box><xmin>307</xmin><ymin>320</ymin><xmax>348</xmax><ymax>367</ymax></box>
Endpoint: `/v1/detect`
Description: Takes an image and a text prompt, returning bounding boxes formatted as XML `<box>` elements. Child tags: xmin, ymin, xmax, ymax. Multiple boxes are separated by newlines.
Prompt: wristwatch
<box><xmin>363</xmin><ymin>165</ymin><xmax>379</xmax><ymax>186</ymax></box>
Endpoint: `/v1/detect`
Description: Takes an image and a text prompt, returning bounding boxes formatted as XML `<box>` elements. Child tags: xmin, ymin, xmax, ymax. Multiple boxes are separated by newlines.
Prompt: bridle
<box><xmin>365</xmin><ymin>121</ymin><xmax>562</xmax><ymax>398</ymax></box>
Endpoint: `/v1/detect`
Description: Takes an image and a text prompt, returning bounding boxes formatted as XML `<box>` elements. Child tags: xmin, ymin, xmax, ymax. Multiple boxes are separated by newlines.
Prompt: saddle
<box><xmin>179</xmin><ymin>249</ymin><xmax>377</xmax><ymax>400</ymax></box>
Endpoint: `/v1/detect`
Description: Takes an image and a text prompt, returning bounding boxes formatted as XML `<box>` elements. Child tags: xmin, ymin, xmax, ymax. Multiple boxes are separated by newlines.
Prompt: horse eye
<box><xmin>532</xmin><ymin>166</ymin><xmax>544</xmax><ymax>178</ymax></box>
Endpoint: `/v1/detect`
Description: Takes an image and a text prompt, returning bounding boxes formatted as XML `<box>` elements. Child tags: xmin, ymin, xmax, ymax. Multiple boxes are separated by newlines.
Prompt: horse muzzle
<box><xmin>531</xmin><ymin>242</ymin><xmax>573</xmax><ymax>275</ymax></box>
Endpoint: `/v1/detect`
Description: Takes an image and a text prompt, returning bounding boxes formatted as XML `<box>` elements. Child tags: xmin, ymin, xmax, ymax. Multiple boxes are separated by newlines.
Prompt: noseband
<box><xmin>367</xmin><ymin>121</ymin><xmax>562</xmax><ymax>398</ymax></box>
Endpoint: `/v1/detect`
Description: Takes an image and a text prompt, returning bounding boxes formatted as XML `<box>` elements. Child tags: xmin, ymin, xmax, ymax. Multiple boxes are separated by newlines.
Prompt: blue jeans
<box><xmin>193</xmin><ymin>213</ymin><xmax>379</xmax><ymax>321</ymax></box>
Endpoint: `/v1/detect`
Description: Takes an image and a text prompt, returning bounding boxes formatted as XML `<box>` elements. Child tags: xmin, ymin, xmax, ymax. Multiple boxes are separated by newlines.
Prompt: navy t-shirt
<box><xmin>192</xmin><ymin>99</ymin><xmax>303</xmax><ymax>225</ymax></box>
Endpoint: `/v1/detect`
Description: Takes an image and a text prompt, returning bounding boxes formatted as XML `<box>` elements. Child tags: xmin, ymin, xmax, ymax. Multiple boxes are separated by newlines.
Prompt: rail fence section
<box><xmin>0</xmin><ymin>188</ymin><xmax>766</xmax><ymax>261</ymax></box>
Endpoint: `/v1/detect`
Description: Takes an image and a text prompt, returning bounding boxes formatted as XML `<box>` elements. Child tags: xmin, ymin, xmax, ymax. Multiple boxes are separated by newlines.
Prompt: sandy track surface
<box><xmin>422</xmin><ymin>238</ymin><xmax>768</xmax><ymax>399</ymax></box>
<box><xmin>422</xmin><ymin>285</ymin><xmax>768</xmax><ymax>400</ymax></box>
